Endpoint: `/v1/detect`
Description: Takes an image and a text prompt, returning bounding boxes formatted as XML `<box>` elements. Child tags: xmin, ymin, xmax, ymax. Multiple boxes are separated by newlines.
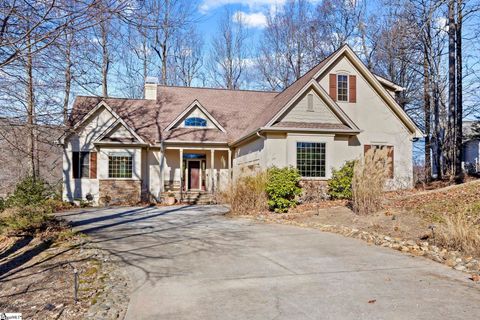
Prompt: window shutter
<box><xmin>387</xmin><ymin>146</ymin><xmax>394</xmax><ymax>178</ymax></box>
<box><xmin>90</xmin><ymin>152</ymin><xmax>97</xmax><ymax>179</ymax></box>
<box><xmin>72</xmin><ymin>152</ymin><xmax>80</xmax><ymax>179</ymax></box>
<box><xmin>329</xmin><ymin>74</ymin><xmax>337</xmax><ymax>101</ymax></box>
<box><xmin>349</xmin><ymin>75</ymin><xmax>356</xmax><ymax>103</ymax></box>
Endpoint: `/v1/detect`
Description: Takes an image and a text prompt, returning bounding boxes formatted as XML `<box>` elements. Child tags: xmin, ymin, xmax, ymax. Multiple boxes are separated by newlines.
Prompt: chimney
<box><xmin>144</xmin><ymin>77</ymin><xmax>158</xmax><ymax>100</ymax></box>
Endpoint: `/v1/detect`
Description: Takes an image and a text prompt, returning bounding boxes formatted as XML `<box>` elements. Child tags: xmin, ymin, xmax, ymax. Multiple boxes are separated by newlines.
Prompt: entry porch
<box><xmin>161</xmin><ymin>146</ymin><xmax>232</xmax><ymax>201</ymax></box>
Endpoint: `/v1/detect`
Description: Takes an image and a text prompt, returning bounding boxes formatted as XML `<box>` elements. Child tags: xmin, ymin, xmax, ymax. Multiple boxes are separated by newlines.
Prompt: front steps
<box><xmin>162</xmin><ymin>191</ymin><xmax>215</xmax><ymax>205</ymax></box>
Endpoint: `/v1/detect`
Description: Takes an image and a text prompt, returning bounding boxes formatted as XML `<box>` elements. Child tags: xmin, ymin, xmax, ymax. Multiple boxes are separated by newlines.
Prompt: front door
<box><xmin>188</xmin><ymin>160</ymin><xmax>201</xmax><ymax>190</ymax></box>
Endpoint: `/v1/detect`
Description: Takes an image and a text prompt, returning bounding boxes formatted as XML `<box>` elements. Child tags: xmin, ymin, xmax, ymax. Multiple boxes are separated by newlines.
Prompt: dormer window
<box><xmin>337</xmin><ymin>74</ymin><xmax>348</xmax><ymax>102</ymax></box>
<box><xmin>185</xmin><ymin>117</ymin><xmax>207</xmax><ymax>127</ymax></box>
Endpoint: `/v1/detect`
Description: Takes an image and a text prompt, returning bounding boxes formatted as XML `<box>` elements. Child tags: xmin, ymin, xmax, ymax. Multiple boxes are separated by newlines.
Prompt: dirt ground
<box><xmin>0</xmin><ymin>233</ymin><xmax>111</xmax><ymax>319</ymax></box>
<box><xmin>268</xmin><ymin>179</ymin><xmax>480</xmax><ymax>243</ymax></box>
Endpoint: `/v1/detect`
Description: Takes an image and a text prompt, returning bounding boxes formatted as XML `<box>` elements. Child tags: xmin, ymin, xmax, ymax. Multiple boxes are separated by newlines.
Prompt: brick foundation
<box><xmin>99</xmin><ymin>179</ymin><xmax>141</xmax><ymax>205</ymax></box>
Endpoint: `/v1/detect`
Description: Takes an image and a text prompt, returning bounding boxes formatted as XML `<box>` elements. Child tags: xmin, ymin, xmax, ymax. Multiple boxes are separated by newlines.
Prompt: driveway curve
<box><xmin>59</xmin><ymin>205</ymin><xmax>480</xmax><ymax>320</ymax></box>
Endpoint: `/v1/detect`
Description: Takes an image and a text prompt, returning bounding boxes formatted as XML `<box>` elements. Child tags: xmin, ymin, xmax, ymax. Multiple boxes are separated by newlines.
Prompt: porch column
<box><xmin>228</xmin><ymin>149</ymin><xmax>232</xmax><ymax>180</ymax></box>
<box><xmin>179</xmin><ymin>148</ymin><xmax>183</xmax><ymax>197</ymax></box>
<box><xmin>210</xmin><ymin>149</ymin><xmax>215</xmax><ymax>192</ymax></box>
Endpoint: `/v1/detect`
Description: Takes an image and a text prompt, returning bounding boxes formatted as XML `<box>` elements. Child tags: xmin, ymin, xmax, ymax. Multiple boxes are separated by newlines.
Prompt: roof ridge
<box><xmin>157</xmin><ymin>85</ymin><xmax>278</xmax><ymax>94</ymax></box>
<box><xmin>75</xmin><ymin>95</ymin><xmax>150</xmax><ymax>101</ymax></box>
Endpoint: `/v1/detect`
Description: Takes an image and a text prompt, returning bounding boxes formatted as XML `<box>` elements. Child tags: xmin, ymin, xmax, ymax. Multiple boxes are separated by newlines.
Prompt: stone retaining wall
<box><xmin>99</xmin><ymin>180</ymin><xmax>141</xmax><ymax>205</ymax></box>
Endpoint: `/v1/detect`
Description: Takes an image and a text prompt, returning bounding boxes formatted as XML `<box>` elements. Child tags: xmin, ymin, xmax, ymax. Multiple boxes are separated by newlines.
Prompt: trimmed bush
<box><xmin>6</xmin><ymin>176</ymin><xmax>53</xmax><ymax>207</ymax></box>
<box><xmin>266</xmin><ymin>167</ymin><xmax>302</xmax><ymax>213</ymax></box>
<box><xmin>328</xmin><ymin>161</ymin><xmax>355</xmax><ymax>200</ymax></box>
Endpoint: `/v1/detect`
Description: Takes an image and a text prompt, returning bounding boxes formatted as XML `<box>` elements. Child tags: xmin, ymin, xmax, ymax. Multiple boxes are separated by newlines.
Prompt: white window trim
<box><xmin>107</xmin><ymin>153</ymin><xmax>134</xmax><ymax>179</ymax></box>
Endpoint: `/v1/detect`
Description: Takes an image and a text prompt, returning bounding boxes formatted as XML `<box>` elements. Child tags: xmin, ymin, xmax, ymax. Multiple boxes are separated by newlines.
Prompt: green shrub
<box><xmin>328</xmin><ymin>161</ymin><xmax>355</xmax><ymax>200</ymax></box>
<box><xmin>266</xmin><ymin>167</ymin><xmax>302</xmax><ymax>213</ymax></box>
<box><xmin>6</xmin><ymin>176</ymin><xmax>52</xmax><ymax>207</ymax></box>
<box><xmin>0</xmin><ymin>197</ymin><xmax>5</xmax><ymax>212</ymax></box>
<box><xmin>0</xmin><ymin>205</ymin><xmax>53</xmax><ymax>235</ymax></box>
<box><xmin>43</xmin><ymin>198</ymin><xmax>74</xmax><ymax>212</ymax></box>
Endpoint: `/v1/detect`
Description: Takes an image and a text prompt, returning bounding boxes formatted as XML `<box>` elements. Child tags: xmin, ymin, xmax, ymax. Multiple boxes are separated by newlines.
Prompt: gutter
<box><xmin>229</xmin><ymin>126</ymin><xmax>361</xmax><ymax>147</ymax></box>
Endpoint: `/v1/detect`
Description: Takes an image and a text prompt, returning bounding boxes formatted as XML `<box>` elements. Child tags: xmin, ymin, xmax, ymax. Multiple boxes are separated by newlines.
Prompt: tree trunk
<box><xmin>423</xmin><ymin>48</ymin><xmax>432</xmax><ymax>182</ymax></box>
<box><xmin>454</xmin><ymin>0</ymin><xmax>463</xmax><ymax>181</ymax></box>
<box><xmin>447</xmin><ymin>0</ymin><xmax>456</xmax><ymax>177</ymax></box>
<box><xmin>26</xmin><ymin>31</ymin><xmax>36</xmax><ymax>179</ymax></box>
<box><xmin>63</xmin><ymin>32</ymin><xmax>72</xmax><ymax>125</ymax></box>
<box><xmin>101</xmin><ymin>20</ymin><xmax>109</xmax><ymax>98</ymax></box>
<box><xmin>433</xmin><ymin>83</ymin><xmax>442</xmax><ymax>179</ymax></box>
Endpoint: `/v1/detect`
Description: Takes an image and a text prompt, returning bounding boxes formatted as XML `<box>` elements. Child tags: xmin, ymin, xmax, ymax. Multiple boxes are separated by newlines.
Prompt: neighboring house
<box><xmin>59</xmin><ymin>45</ymin><xmax>422</xmax><ymax>205</ymax></box>
<box><xmin>463</xmin><ymin>121</ymin><xmax>480</xmax><ymax>174</ymax></box>
<box><xmin>0</xmin><ymin>118</ymin><xmax>63</xmax><ymax>197</ymax></box>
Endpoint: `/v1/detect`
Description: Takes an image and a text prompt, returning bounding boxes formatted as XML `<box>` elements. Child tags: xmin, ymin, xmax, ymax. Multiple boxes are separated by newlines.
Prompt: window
<box><xmin>337</xmin><ymin>74</ymin><xmax>348</xmax><ymax>102</ymax></box>
<box><xmin>296</xmin><ymin>142</ymin><xmax>326</xmax><ymax>177</ymax></box>
<box><xmin>108</xmin><ymin>153</ymin><xmax>133</xmax><ymax>178</ymax></box>
<box><xmin>72</xmin><ymin>151</ymin><xmax>90</xmax><ymax>178</ymax></box>
<box><xmin>184</xmin><ymin>117</ymin><xmax>207</xmax><ymax>127</ymax></box>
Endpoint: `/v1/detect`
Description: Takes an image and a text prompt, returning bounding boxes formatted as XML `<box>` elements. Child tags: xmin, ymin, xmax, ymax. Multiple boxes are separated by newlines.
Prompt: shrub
<box><xmin>6</xmin><ymin>176</ymin><xmax>52</xmax><ymax>207</ymax></box>
<box><xmin>352</xmin><ymin>148</ymin><xmax>390</xmax><ymax>215</ymax></box>
<box><xmin>43</xmin><ymin>198</ymin><xmax>74</xmax><ymax>212</ymax></box>
<box><xmin>328</xmin><ymin>161</ymin><xmax>355</xmax><ymax>200</ymax></box>
<box><xmin>0</xmin><ymin>197</ymin><xmax>5</xmax><ymax>212</ymax></box>
<box><xmin>266</xmin><ymin>167</ymin><xmax>302</xmax><ymax>213</ymax></box>
<box><xmin>220</xmin><ymin>173</ymin><xmax>268</xmax><ymax>215</ymax></box>
<box><xmin>437</xmin><ymin>211</ymin><xmax>480</xmax><ymax>256</ymax></box>
<box><xmin>0</xmin><ymin>205</ymin><xmax>53</xmax><ymax>235</ymax></box>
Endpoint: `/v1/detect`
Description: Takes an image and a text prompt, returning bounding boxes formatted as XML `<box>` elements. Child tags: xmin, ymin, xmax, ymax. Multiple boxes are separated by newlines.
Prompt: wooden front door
<box><xmin>188</xmin><ymin>160</ymin><xmax>201</xmax><ymax>190</ymax></box>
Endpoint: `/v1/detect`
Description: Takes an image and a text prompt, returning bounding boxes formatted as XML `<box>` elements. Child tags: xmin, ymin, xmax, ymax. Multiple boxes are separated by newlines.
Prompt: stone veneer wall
<box><xmin>99</xmin><ymin>180</ymin><xmax>141</xmax><ymax>205</ymax></box>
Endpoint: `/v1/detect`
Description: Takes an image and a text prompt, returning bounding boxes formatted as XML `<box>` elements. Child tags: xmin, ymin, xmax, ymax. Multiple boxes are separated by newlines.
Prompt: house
<box><xmin>463</xmin><ymin>121</ymin><xmax>480</xmax><ymax>174</ymax></box>
<box><xmin>59</xmin><ymin>45</ymin><xmax>423</xmax><ymax>205</ymax></box>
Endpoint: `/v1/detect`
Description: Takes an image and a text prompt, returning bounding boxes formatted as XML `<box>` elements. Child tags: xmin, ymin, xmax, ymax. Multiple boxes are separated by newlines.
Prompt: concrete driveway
<box><xmin>59</xmin><ymin>205</ymin><xmax>480</xmax><ymax>320</ymax></box>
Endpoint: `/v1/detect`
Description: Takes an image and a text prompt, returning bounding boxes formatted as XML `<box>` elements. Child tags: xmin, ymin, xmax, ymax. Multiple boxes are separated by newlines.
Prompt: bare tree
<box><xmin>173</xmin><ymin>27</ymin><xmax>203</xmax><ymax>86</ymax></box>
<box><xmin>208</xmin><ymin>8</ymin><xmax>248</xmax><ymax>89</ymax></box>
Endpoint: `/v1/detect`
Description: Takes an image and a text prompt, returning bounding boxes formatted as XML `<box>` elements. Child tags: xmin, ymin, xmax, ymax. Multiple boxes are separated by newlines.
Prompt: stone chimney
<box><xmin>144</xmin><ymin>77</ymin><xmax>158</xmax><ymax>100</ymax></box>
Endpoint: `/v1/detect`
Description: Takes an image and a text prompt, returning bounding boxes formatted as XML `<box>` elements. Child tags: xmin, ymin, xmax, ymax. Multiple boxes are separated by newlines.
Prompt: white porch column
<box><xmin>210</xmin><ymin>149</ymin><xmax>215</xmax><ymax>192</ymax></box>
<box><xmin>179</xmin><ymin>148</ymin><xmax>183</xmax><ymax>193</ymax></box>
<box><xmin>228</xmin><ymin>149</ymin><xmax>232</xmax><ymax>181</ymax></box>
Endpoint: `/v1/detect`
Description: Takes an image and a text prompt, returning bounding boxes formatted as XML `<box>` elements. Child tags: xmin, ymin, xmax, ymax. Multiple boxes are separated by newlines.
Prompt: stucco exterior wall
<box><xmin>317</xmin><ymin>55</ymin><xmax>414</xmax><ymax>187</ymax></box>
<box><xmin>233</xmin><ymin>137</ymin><xmax>265</xmax><ymax>178</ymax></box>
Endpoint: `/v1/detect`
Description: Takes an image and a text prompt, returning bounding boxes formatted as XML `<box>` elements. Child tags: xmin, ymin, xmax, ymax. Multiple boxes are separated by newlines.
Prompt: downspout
<box><xmin>256</xmin><ymin>130</ymin><xmax>267</xmax><ymax>170</ymax></box>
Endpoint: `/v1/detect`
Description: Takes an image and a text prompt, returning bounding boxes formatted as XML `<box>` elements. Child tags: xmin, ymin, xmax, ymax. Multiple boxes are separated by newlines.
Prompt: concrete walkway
<box><xmin>59</xmin><ymin>205</ymin><xmax>480</xmax><ymax>320</ymax></box>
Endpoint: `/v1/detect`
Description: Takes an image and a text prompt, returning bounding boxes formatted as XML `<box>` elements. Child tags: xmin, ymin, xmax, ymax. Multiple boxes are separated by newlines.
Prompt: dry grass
<box><xmin>352</xmin><ymin>148</ymin><xmax>390</xmax><ymax>215</ymax></box>
<box><xmin>437</xmin><ymin>211</ymin><xmax>480</xmax><ymax>256</ymax></box>
<box><xmin>219</xmin><ymin>173</ymin><xmax>268</xmax><ymax>215</ymax></box>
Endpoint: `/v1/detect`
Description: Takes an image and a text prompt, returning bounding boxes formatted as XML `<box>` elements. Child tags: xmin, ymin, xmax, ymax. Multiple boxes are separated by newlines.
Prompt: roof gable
<box><xmin>314</xmin><ymin>45</ymin><xmax>422</xmax><ymax>137</ymax></box>
<box><xmin>266</xmin><ymin>80</ymin><xmax>359</xmax><ymax>132</ymax></box>
<box><xmin>164</xmin><ymin>100</ymin><xmax>226</xmax><ymax>132</ymax></box>
<box><xmin>95</xmin><ymin>120</ymin><xmax>144</xmax><ymax>144</ymax></box>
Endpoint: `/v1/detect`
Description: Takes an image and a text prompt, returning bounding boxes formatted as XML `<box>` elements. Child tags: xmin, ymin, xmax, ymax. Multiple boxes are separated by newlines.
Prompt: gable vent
<box><xmin>307</xmin><ymin>93</ymin><xmax>314</xmax><ymax>111</ymax></box>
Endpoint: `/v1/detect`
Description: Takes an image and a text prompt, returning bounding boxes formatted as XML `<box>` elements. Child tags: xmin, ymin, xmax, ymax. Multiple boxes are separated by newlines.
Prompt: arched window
<box><xmin>185</xmin><ymin>117</ymin><xmax>207</xmax><ymax>127</ymax></box>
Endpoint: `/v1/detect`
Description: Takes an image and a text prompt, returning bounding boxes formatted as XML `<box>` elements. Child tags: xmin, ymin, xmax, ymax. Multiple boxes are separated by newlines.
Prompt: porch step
<box><xmin>162</xmin><ymin>191</ymin><xmax>215</xmax><ymax>205</ymax></box>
